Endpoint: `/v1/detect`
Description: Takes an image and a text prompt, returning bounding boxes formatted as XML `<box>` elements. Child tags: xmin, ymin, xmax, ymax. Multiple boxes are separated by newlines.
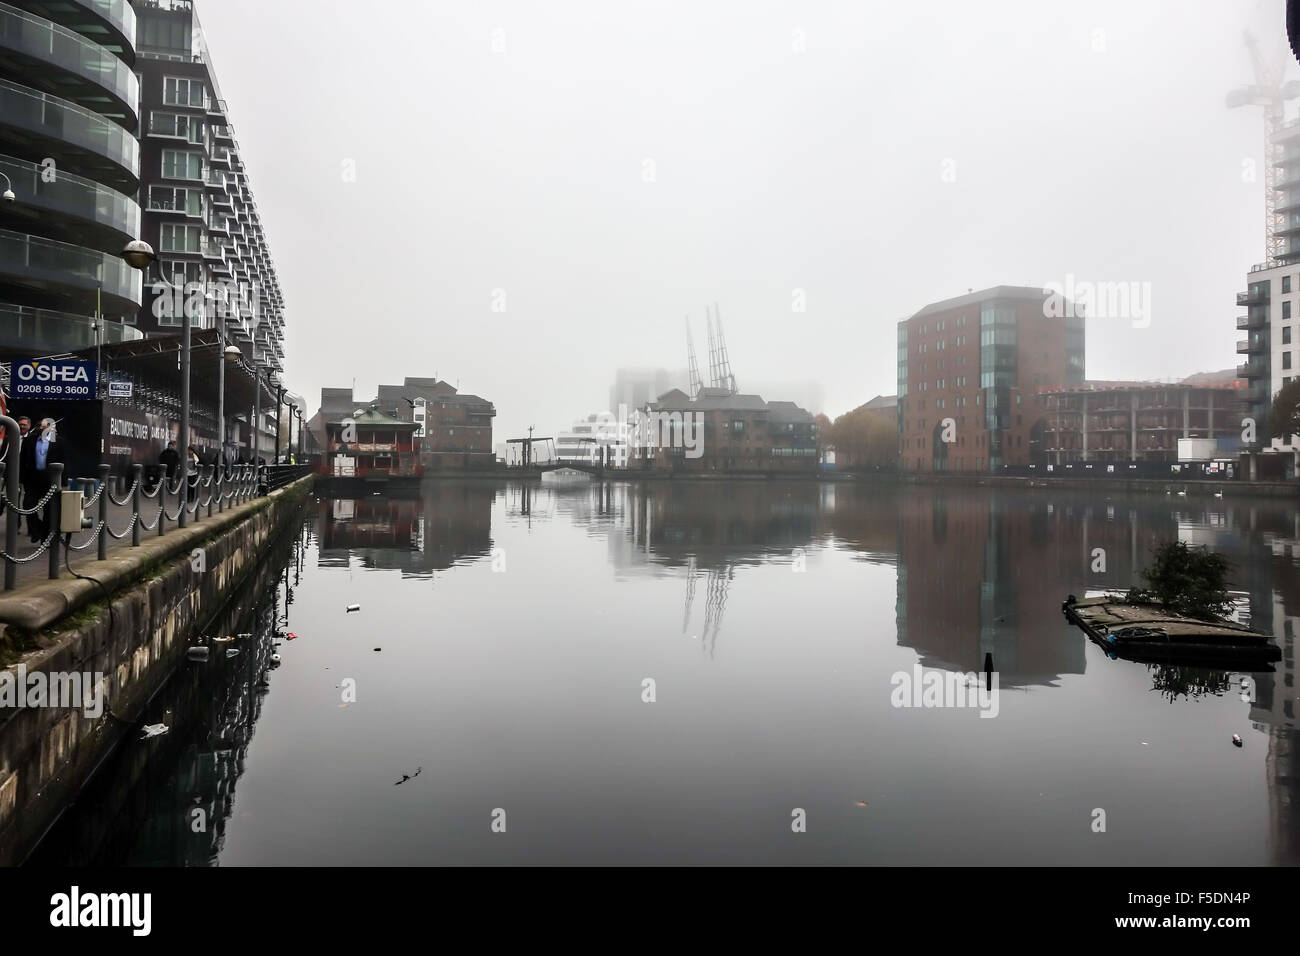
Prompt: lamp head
<box><xmin>120</xmin><ymin>239</ymin><xmax>156</xmax><ymax>271</ymax></box>
<box><xmin>223</xmin><ymin>345</ymin><xmax>242</xmax><ymax>363</ymax></box>
<box><xmin>2</xmin><ymin>188</ymin><xmax>14</xmax><ymax>203</ymax></box>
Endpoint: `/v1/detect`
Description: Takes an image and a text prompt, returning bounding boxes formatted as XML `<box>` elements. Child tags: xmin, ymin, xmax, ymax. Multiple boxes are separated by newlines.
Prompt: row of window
<box><xmin>915</xmin><ymin>315</ymin><xmax>973</xmax><ymax>336</ymax></box>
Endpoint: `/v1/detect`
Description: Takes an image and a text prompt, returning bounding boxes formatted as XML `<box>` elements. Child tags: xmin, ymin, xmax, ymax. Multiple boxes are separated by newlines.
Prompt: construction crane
<box><xmin>712</xmin><ymin>302</ymin><xmax>737</xmax><ymax>394</ymax></box>
<box><xmin>705</xmin><ymin>308</ymin><xmax>720</xmax><ymax>389</ymax></box>
<box><xmin>686</xmin><ymin>317</ymin><xmax>703</xmax><ymax>399</ymax></box>
<box><xmin>1227</xmin><ymin>30</ymin><xmax>1300</xmax><ymax>265</ymax></box>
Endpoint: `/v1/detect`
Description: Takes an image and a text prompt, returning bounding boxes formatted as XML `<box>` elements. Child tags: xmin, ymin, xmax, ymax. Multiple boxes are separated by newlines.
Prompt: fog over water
<box><xmin>193</xmin><ymin>0</ymin><xmax>1285</xmax><ymax>436</ymax></box>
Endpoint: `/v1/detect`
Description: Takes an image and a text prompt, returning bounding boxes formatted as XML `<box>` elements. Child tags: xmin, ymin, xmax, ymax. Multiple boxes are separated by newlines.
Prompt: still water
<box><xmin>29</xmin><ymin>480</ymin><xmax>1300</xmax><ymax>865</ymax></box>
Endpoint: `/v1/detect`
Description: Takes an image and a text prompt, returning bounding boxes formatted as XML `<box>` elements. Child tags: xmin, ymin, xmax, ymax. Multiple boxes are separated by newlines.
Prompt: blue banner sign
<box><xmin>11</xmin><ymin>359</ymin><xmax>98</xmax><ymax>400</ymax></box>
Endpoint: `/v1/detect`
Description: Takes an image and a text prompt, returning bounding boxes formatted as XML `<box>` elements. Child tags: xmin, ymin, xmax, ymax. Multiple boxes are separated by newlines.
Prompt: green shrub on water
<box><xmin>1126</xmin><ymin>541</ymin><xmax>1234</xmax><ymax>622</ymax></box>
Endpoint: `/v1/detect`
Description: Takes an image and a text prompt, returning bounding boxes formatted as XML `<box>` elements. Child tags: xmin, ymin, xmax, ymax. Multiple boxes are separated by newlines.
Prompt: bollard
<box><xmin>178</xmin><ymin>459</ymin><xmax>188</xmax><ymax>529</ymax></box>
<box><xmin>131</xmin><ymin>464</ymin><xmax>142</xmax><ymax>547</ymax></box>
<box><xmin>97</xmin><ymin>464</ymin><xmax>110</xmax><ymax>560</ymax></box>
<box><xmin>205</xmin><ymin>465</ymin><xmax>214</xmax><ymax>518</ymax></box>
<box><xmin>47</xmin><ymin>462</ymin><xmax>63</xmax><ymax>580</ymax></box>
<box><xmin>158</xmin><ymin>475</ymin><xmax>167</xmax><ymax>538</ymax></box>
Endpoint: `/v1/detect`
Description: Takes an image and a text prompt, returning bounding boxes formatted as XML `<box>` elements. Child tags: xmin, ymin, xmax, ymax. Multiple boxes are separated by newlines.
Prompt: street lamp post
<box><xmin>121</xmin><ymin>239</ymin><xmax>192</xmax><ymax>528</ymax></box>
<box><xmin>223</xmin><ymin>343</ymin><xmax>242</xmax><ymax>468</ymax></box>
<box><xmin>287</xmin><ymin>405</ymin><xmax>297</xmax><ymax>463</ymax></box>
<box><xmin>295</xmin><ymin>407</ymin><xmax>304</xmax><ymax>461</ymax></box>
<box><xmin>275</xmin><ymin>385</ymin><xmax>285</xmax><ymax>463</ymax></box>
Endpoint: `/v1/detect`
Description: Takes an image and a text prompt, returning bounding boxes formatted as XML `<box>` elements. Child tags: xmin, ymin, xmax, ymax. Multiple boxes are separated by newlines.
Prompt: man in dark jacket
<box><xmin>6</xmin><ymin>416</ymin><xmax>31</xmax><ymax>534</ymax></box>
<box><xmin>158</xmin><ymin>440</ymin><xmax>180</xmax><ymax>481</ymax></box>
<box><xmin>19</xmin><ymin>418</ymin><xmax>64</xmax><ymax>542</ymax></box>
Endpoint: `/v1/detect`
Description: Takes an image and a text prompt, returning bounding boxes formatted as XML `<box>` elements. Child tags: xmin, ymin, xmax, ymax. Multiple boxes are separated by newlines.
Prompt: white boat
<box><xmin>541</xmin><ymin>467</ymin><xmax>592</xmax><ymax>484</ymax></box>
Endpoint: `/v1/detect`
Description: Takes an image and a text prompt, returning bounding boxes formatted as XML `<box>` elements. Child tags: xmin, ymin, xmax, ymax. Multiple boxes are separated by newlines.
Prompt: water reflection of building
<box><xmin>889</xmin><ymin>487</ymin><xmax>1108</xmax><ymax>684</ymax></box>
<box><xmin>28</xmin><ymin>515</ymin><xmax>310</xmax><ymax>865</ymax></box>
<box><xmin>316</xmin><ymin>483</ymin><xmax>494</xmax><ymax>576</ymax></box>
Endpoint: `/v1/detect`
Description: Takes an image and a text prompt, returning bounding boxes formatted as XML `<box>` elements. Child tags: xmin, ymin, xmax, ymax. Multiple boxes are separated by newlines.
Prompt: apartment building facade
<box><xmin>0</xmin><ymin>0</ymin><xmax>144</xmax><ymax>355</ymax></box>
<box><xmin>132</xmin><ymin>0</ymin><xmax>285</xmax><ymax>383</ymax></box>
<box><xmin>631</xmin><ymin>386</ymin><xmax>818</xmax><ymax>472</ymax></box>
<box><xmin>1038</xmin><ymin>382</ymin><xmax>1244</xmax><ymax>463</ymax></box>
<box><xmin>317</xmin><ymin>378</ymin><xmax>497</xmax><ymax>471</ymax></box>
<box><xmin>897</xmin><ymin>286</ymin><xmax>1085</xmax><ymax>472</ymax></box>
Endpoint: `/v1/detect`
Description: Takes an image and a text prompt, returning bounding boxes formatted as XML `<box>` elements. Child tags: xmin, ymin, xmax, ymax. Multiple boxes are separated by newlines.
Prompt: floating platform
<box><xmin>540</xmin><ymin>467</ymin><xmax>593</xmax><ymax>485</ymax></box>
<box><xmin>1062</xmin><ymin>594</ymin><xmax>1282</xmax><ymax>666</ymax></box>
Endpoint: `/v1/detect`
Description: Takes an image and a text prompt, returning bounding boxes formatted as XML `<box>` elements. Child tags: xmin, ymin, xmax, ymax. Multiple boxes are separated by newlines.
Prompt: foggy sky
<box><xmin>197</xmin><ymin>0</ymin><xmax>1287</xmax><ymax>441</ymax></box>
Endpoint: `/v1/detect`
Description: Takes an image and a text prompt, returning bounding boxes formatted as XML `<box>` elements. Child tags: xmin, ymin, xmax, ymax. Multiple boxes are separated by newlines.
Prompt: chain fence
<box><xmin>0</xmin><ymin>436</ymin><xmax>313</xmax><ymax>590</ymax></box>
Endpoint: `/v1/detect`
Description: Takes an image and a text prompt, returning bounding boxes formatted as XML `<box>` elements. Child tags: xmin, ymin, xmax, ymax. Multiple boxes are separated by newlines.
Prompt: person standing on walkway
<box><xmin>19</xmin><ymin>418</ymin><xmax>63</xmax><ymax>543</ymax></box>
<box><xmin>9</xmin><ymin>416</ymin><xmax>31</xmax><ymax>535</ymax></box>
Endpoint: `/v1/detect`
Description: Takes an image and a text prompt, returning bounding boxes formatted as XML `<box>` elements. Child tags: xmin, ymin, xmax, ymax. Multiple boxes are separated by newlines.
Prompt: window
<box><xmin>140</xmin><ymin>18</ymin><xmax>192</xmax><ymax>54</ymax></box>
<box><xmin>149</xmin><ymin>185</ymin><xmax>203</xmax><ymax>216</ymax></box>
<box><xmin>150</xmin><ymin>111</ymin><xmax>204</xmax><ymax>144</ymax></box>
<box><xmin>162</xmin><ymin>150</ymin><xmax>203</xmax><ymax>181</ymax></box>
<box><xmin>1286</xmin><ymin>300</ymin><xmax>1293</xmax><ymax>320</ymax></box>
<box><xmin>1285</xmin><ymin>326</ymin><xmax>1293</xmax><ymax>345</ymax></box>
<box><xmin>161</xmin><ymin>260</ymin><xmax>204</xmax><ymax>286</ymax></box>
<box><xmin>1285</xmin><ymin>276</ymin><xmax>1293</xmax><ymax>294</ymax></box>
<box><xmin>164</xmin><ymin>76</ymin><xmax>206</xmax><ymax>108</ymax></box>
<box><xmin>1286</xmin><ymin>351</ymin><xmax>1293</xmax><ymax>370</ymax></box>
<box><xmin>160</xmin><ymin>223</ymin><xmax>202</xmax><ymax>253</ymax></box>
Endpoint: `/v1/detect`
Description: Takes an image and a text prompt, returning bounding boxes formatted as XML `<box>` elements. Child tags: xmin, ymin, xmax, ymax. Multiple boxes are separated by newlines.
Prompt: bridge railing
<box><xmin>0</xmin><ymin>422</ymin><xmax>298</xmax><ymax>591</ymax></box>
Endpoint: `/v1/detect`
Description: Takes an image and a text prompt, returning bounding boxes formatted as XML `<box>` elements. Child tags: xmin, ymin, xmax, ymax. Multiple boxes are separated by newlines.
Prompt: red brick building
<box><xmin>897</xmin><ymin>286</ymin><xmax>1085</xmax><ymax>472</ymax></box>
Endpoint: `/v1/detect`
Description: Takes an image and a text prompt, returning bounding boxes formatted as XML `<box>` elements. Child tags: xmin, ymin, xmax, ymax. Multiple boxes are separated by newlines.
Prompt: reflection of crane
<box><xmin>1227</xmin><ymin>30</ymin><xmax>1300</xmax><ymax>265</ymax></box>
<box><xmin>700</xmin><ymin>566</ymin><xmax>731</xmax><ymax>658</ymax></box>
<box><xmin>681</xmin><ymin>556</ymin><xmax>697</xmax><ymax>632</ymax></box>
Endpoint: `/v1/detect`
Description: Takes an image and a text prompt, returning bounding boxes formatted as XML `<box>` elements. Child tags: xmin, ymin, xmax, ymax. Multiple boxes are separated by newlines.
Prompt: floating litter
<box><xmin>286</xmin><ymin>632</ymin><xmax>298</xmax><ymax>641</ymax></box>
<box><xmin>373</xmin><ymin>647</ymin><xmax>381</xmax><ymax>652</ymax></box>
<box><xmin>212</xmin><ymin>635</ymin><xmax>234</xmax><ymax>645</ymax></box>
<box><xmin>1233</xmin><ymin>734</ymin><xmax>1243</xmax><ymax>748</ymax></box>
<box><xmin>854</xmin><ymin>801</ymin><xmax>868</xmax><ymax>808</ymax></box>
<box><xmin>346</xmin><ymin>604</ymin><xmax>360</xmax><ymax>613</ymax></box>
<box><xmin>270</xmin><ymin>654</ymin><xmax>281</xmax><ymax>664</ymax></box>
<box><xmin>225</xmin><ymin>648</ymin><xmax>239</xmax><ymax>658</ymax></box>
<box><xmin>187</xmin><ymin>646</ymin><xmax>210</xmax><ymax>662</ymax></box>
<box><xmin>141</xmin><ymin>723</ymin><xmax>168</xmax><ymax>739</ymax></box>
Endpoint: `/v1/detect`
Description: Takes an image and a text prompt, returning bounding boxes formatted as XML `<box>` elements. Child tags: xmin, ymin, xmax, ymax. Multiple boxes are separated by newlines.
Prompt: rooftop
<box><xmin>907</xmin><ymin>285</ymin><xmax>1054</xmax><ymax>320</ymax></box>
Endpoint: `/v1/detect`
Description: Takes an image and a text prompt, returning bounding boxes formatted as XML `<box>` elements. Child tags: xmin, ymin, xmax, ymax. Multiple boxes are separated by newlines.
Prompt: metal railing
<box><xmin>0</xmin><ymin>414</ymin><xmax>307</xmax><ymax>591</ymax></box>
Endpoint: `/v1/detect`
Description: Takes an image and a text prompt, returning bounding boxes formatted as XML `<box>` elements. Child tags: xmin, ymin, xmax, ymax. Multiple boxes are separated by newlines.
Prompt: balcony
<box><xmin>0</xmin><ymin>2</ymin><xmax>139</xmax><ymax>128</ymax></box>
<box><xmin>0</xmin><ymin>154</ymin><xmax>139</xmax><ymax>244</ymax></box>
<box><xmin>1236</xmin><ymin>312</ymin><xmax>1266</xmax><ymax>330</ymax></box>
<box><xmin>0</xmin><ymin>227</ymin><xmax>140</xmax><ymax>311</ymax></box>
<box><xmin>0</xmin><ymin>303</ymin><xmax>141</xmax><ymax>356</ymax></box>
<box><xmin>0</xmin><ymin>79</ymin><xmax>138</xmax><ymax>187</ymax></box>
<box><xmin>1237</xmin><ymin>360</ymin><xmax>1267</xmax><ymax>378</ymax></box>
<box><xmin>67</xmin><ymin>0</ymin><xmax>136</xmax><ymax>55</ymax></box>
<box><xmin>1238</xmin><ymin>289</ymin><xmax>1267</xmax><ymax>306</ymax></box>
